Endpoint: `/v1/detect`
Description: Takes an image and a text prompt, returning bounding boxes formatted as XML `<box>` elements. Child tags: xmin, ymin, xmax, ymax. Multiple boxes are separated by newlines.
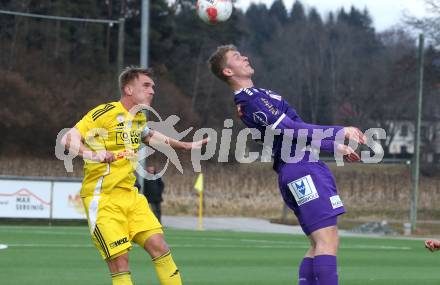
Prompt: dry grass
<box><xmin>2</xmin><ymin>155</ymin><xmax>440</xmax><ymax>223</ymax></box>
<box><xmin>161</xmin><ymin>162</ymin><xmax>281</xmax><ymax>217</ymax></box>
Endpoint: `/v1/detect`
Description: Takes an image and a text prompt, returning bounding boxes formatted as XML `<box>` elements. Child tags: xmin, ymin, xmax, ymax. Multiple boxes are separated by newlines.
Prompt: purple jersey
<box><xmin>234</xmin><ymin>87</ymin><xmax>343</xmax><ymax>169</ymax></box>
<box><xmin>234</xmin><ymin>87</ymin><xmax>345</xmax><ymax>234</ymax></box>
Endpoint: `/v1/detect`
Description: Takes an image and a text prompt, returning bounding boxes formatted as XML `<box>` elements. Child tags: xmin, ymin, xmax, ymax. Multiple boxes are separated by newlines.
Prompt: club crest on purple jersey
<box><xmin>287</xmin><ymin>175</ymin><xmax>319</xmax><ymax>206</ymax></box>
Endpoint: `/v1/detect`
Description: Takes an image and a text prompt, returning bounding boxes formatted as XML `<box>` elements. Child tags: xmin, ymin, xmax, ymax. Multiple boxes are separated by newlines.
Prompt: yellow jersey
<box><xmin>75</xmin><ymin>101</ymin><xmax>147</xmax><ymax>197</ymax></box>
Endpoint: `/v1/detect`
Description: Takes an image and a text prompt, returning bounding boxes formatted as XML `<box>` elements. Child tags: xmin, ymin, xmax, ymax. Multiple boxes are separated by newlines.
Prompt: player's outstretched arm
<box><xmin>61</xmin><ymin>127</ymin><xmax>116</xmax><ymax>163</ymax></box>
<box><xmin>247</xmin><ymin>97</ymin><xmax>366</xmax><ymax>145</ymax></box>
<box><xmin>425</xmin><ymin>239</ymin><xmax>440</xmax><ymax>252</ymax></box>
<box><xmin>143</xmin><ymin>129</ymin><xmax>209</xmax><ymax>150</ymax></box>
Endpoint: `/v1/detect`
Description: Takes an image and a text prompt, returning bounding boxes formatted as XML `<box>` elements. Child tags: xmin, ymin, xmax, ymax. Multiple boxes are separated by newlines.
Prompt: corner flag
<box><xmin>194</xmin><ymin>173</ymin><xmax>204</xmax><ymax>193</ymax></box>
<box><xmin>194</xmin><ymin>173</ymin><xmax>204</xmax><ymax>230</ymax></box>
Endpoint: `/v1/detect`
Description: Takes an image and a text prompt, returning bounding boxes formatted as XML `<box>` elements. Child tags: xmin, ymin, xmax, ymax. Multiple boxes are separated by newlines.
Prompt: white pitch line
<box><xmin>7</xmin><ymin>244</ymin><xmax>94</xmax><ymax>248</ymax></box>
<box><xmin>169</xmin><ymin>237</ymin><xmax>412</xmax><ymax>250</ymax></box>
<box><xmin>0</xmin><ymin>227</ymin><xmax>429</xmax><ymax>242</ymax></box>
<box><xmin>173</xmin><ymin>236</ymin><xmax>300</xmax><ymax>244</ymax></box>
<box><xmin>0</xmin><ymin>229</ymin><xmax>87</xmax><ymax>236</ymax></box>
<box><xmin>340</xmin><ymin>245</ymin><xmax>412</xmax><ymax>250</ymax></box>
<box><xmin>5</xmin><ymin>243</ymin><xmax>301</xmax><ymax>249</ymax></box>
<box><xmin>169</xmin><ymin>236</ymin><xmax>305</xmax><ymax>245</ymax></box>
<box><xmin>1</xmin><ymin>231</ymin><xmax>404</xmax><ymax>248</ymax></box>
<box><xmin>0</xmin><ymin>226</ymin><xmax>86</xmax><ymax>230</ymax></box>
<box><xmin>0</xmin><ymin>244</ymin><xmax>8</xmax><ymax>250</ymax></box>
<box><xmin>2</xmin><ymin>231</ymin><xmax>300</xmax><ymax>244</ymax></box>
<box><xmin>239</xmin><ymin>238</ymin><xmax>302</xmax><ymax>244</ymax></box>
<box><xmin>3</xmin><ymin>243</ymin><xmax>412</xmax><ymax>250</ymax></box>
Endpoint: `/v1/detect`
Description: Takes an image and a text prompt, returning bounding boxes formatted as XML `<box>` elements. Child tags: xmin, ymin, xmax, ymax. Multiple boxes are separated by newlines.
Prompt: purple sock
<box><xmin>313</xmin><ymin>255</ymin><xmax>338</xmax><ymax>285</ymax></box>
<box><xmin>298</xmin><ymin>257</ymin><xmax>317</xmax><ymax>285</ymax></box>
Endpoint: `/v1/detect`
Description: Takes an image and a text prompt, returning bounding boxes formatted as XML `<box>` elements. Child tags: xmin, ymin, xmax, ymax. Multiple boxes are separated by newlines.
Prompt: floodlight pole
<box><xmin>410</xmin><ymin>33</ymin><xmax>425</xmax><ymax>233</ymax></box>
<box><xmin>117</xmin><ymin>18</ymin><xmax>125</xmax><ymax>77</ymax></box>
<box><xmin>140</xmin><ymin>0</ymin><xmax>150</xmax><ymax>68</ymax></box>
<box><xmin>139</xmin><ymin>0</ymin><xmax>150</xmax><ymax>190</ymax></box>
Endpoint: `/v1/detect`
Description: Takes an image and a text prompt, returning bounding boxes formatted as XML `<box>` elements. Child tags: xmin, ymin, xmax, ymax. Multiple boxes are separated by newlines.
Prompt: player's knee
<box><xmin>107</xmin><ymin>253</ymin><xmax>129</xmax><ymax>273</ymax></box>
<box><xmin>145</xmin><ymin>234</ymin><xmax>169</xmax><ymax>257</ymax></box>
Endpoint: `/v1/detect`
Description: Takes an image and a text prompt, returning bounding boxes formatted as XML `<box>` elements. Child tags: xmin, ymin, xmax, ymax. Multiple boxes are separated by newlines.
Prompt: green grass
<box><xmin>0</xmin><ymin>225</ymin><xmax>439</xmax><ymax>285</ymax></box>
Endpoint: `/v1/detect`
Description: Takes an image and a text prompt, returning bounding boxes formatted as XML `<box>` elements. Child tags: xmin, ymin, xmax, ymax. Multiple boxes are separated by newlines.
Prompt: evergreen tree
<box><xmin>290</xmin><ymin>0</ymin><xmax>306</xmax><ymax>24</ymax></box>
<box><xmin>269</xmin><ymin>0</ymin><xmax>288</xmax><ymax>24</ymax></box>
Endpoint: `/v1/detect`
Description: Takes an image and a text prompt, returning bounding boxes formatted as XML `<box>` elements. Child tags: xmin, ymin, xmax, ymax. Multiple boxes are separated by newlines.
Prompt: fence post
<box><xmin>410</xmin><ymin>33</ymin><xmax>425</xmax><ymax>233</ymax></box>
<box><xmin>49</xmin><ymin>180</ymin><xmax>54</xmax><ymax>226</ymax></box>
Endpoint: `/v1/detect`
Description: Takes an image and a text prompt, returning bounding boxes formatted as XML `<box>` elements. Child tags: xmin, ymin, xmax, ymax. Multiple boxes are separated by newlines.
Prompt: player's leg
<box><xmin>82</xmin><ymin>193</ymin><xmax>134</xmax><ymax>285</ymax></box>
<box><xmin>130</xmin><ymin>190</ymin><xmax>182</xmax><ymax>285</ymax></box>
<box><xmin>298</xmin><ymin>237</ymin><xmax>317</xmax><ymax>285</ymax></box>
<box><xmin>107</xmin><ymin>252</ymin><xmax>133</xmax><ymax>285</ymax></box>
<box><xmin>277</xmin><ymin>163</ymin><xmax>343</xmax><ymax>285</ymax></box>
<box><xmin>133</xmin><ymin>230</ymin><xmax>182</xmax><ymax>285</ymax></box>
<box><xmin>277</xmin><ymin>171</ymin><xmax>318</xmax><ymax>285</ymax></box>
<box><xmin>309</xmin><ymin>225</ymin><xmax>339</xmax><ymax>285</ymax></box>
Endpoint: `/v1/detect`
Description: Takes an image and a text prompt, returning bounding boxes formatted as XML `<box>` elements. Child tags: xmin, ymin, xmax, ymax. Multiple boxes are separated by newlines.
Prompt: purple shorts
<box><xmin>302</xmin><ymin>216</ymin><xmax>338</xmax><ymax>236</ymax></box>
<box><xmin>277</xmin><ymin>160</ymin><xmax>345</xmax><ymax>236</ymax></box>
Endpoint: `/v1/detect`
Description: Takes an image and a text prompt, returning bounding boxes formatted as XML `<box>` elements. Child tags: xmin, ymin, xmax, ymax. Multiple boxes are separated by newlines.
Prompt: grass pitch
<box><xmin>0</xmin><ymin>225</ymin><xmax>439</xmax><ymax>285</ymax></box>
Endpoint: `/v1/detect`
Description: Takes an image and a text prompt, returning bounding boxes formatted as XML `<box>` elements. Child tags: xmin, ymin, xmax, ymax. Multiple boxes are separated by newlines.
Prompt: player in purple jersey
<box><xmin>208</xmin><ymin>45</ymin><xmax>365</xmax><ymax>285</ymax></box>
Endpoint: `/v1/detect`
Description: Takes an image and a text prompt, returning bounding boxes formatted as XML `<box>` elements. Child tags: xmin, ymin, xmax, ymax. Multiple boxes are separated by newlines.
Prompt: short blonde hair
<box><xmin>118</xmin><ymin>66</ymin><xmax>154</xmax><ymax>95</ymax></box>
<box><xmin>208</xmin><ymin>44</ymin><xmax>237</xmax><ymax>82</ymax></box>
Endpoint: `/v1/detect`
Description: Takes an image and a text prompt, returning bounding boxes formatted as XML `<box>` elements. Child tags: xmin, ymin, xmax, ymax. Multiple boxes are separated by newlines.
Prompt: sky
<box><xmin>233</xmin><ymin>0</ymin><xmax>429</xmax><ymax>31</ymax></box>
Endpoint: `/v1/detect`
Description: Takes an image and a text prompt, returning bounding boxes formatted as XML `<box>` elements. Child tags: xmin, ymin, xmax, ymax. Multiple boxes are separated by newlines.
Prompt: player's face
<box><xmin>223</xmin><ymin>50</ymin><xmax>254</xmax><ymax>79</ymax></box>
<box><xmin>130</xmin><ymin>74</ymin><xmax>155</xmax><ymax>106</ymax></box>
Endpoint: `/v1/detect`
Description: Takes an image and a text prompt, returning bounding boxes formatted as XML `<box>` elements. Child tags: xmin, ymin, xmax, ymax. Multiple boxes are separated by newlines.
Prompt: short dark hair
<box><xmin>208</xmin><ymin>44</ymin><xmax>237</xmax><ymax>82</ymax></box>
<box><xmin>119</xmin><ymin>66</ymin><xmax>154</xmax><ymax>96</ymax></box>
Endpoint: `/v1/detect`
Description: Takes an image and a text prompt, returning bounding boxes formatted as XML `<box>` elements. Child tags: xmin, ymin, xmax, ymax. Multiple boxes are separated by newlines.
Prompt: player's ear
<box><xmin>123</xmin><ymin>85</ymin><xmax>132</xmax><ymax>96</ymax></box>
<box><xmin>222</xmin><ymin>67</ymin><xmax>233</xmax><ymax>77</ymax></box>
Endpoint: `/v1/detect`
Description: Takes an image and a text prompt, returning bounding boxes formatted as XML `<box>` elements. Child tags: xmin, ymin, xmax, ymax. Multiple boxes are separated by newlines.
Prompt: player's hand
<box><xmin>336</xmin><ymin>144</ymin><xmax>360</xmax><ymax>162</ymax></box>
<box><xmin>116</xmin><ymin>149</ymin><xmax>136</xmax><ymax>160</ymax></box>
<box><xmin>183</xmin><ymin>137</ymin><xmax>210</xmax><ymax>150</ymax></box>
<box><xmin>425</xmin><ymin>239</ymin><xmax>440</xmax><ymax>252</ymax></box>
<box><xmin>343</xmin><ymin>127</ymin><xmax>366</xmax><ymax>144</ymax></box>
<box><xmin>92</xmin><ymin>150</ymin><xmax>116</xmax><ymax>163</ymax></box>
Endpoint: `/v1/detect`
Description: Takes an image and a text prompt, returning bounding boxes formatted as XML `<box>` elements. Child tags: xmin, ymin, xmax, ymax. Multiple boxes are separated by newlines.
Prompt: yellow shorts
<box><xmin>82</xmin><ymin>187</ymin><xmax>162</xmax><ymax>260</ymax></box>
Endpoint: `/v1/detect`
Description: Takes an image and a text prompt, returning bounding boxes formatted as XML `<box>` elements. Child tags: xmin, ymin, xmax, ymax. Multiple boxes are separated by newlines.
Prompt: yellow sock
<box><xmin>111</xmin><ymin>271</ymin><xmax>133</xmax><ymax>285</ymax></box>
<box><xmin>152</xmin><ymin>251</ymin><xmax>182</xmax><ymax>285</ymax></box>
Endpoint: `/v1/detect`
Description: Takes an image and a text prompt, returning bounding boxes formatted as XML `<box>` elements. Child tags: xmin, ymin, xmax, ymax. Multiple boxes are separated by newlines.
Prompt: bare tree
<box><xmin>404</xmin><ymin>0</ymin><xmax>440</xmax><ymax>46</ymax></box>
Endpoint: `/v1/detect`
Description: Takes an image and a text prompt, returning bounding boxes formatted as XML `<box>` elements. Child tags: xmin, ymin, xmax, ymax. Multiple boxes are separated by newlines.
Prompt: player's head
<box><xmin>208</xmin><ymin>44</ymin><xmax>254</xmax><ymax>84</ymax></box>
<box><xmin>146</xmin><ymin>166</ymin><xmax>156</xmax><ymax>174</ymax></box>
<box><xmin>119</xmin><ymin>66</ymin><xmax>155</xmax><ymax>106</ymax></box>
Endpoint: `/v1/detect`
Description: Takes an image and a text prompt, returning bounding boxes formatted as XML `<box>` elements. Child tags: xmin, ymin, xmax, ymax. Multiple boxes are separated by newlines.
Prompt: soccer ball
<box><xmin>196</xmin><ymin>0</ymin><xmax>233</xmax><ymax>24</ymax></box>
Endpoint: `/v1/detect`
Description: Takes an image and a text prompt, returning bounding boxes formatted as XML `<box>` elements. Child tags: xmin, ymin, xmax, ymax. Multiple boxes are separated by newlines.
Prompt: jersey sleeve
<box><xmin>310</xmin><ymin>139</ymin><xmax>337</xmax><ymax>153</ymax></box>
<box><xmin>76</xmin><ymin>112</ymin><xmax>98</xmax><ymax>138</ymax></box>
<box><xmin>75</xmin><ymin>105</ymin><xmax>108</xmax><ymax>138</ymax></box>
<box><xmin>242</xmin><ymin>97</ymin><xmax>344</xmax><ymax>142</ymax></box>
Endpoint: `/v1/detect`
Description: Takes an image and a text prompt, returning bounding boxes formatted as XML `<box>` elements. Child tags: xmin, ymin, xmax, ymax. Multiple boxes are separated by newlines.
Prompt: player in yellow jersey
<box><xmin>61</xmin><ymin>67</ymin><xmax>208</xmax><ymax>285</ymax></box>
